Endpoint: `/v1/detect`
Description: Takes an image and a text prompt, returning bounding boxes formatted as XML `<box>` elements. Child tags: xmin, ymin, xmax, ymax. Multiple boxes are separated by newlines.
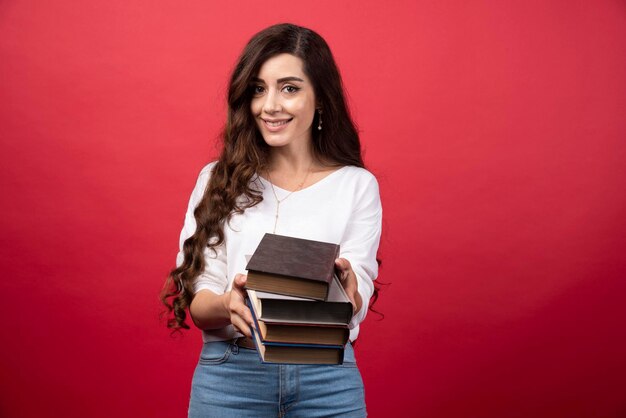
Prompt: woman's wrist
<box><xmin>222</xmin><ymin>290</ymin><xmax>232</xmax><ymax>318</ymax></box>
<box><xmin>353</xmin><ymin>289</ymin><xmax>363</xmax><ymax>316</ymax></box>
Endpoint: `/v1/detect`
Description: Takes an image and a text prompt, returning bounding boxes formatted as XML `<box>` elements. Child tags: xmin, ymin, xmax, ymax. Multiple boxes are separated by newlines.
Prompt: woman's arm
<box><xmin>176</xmin><ymin>163</ymin><xmax>253</xmax><ymax>335</ymax></box>
<box><xmin>189</xmin><ymin>274</ymin><xmax>254</xmax><ymax>337</ymax></box>
<box><xmin>338</xmin><ymin>172</ymin><xmax>383</xmax><ymax>329</ymax></box>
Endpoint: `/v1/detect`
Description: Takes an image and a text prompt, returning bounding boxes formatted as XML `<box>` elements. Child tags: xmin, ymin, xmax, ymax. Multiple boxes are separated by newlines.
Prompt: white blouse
<box><xmin>176</xmin><ymin>161</ymin><xmax>383</xmax><ymax>343</ymax></box>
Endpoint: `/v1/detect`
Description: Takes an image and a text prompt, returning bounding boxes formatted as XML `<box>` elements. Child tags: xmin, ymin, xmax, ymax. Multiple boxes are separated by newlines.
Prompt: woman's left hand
<box><xmin>335</xmin><ymin>258</ymin><xmax>362</xmax><ymax>316</ymax></box>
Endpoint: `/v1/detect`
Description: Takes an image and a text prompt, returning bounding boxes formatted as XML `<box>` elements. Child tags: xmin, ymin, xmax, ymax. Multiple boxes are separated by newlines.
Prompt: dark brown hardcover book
<box><xmin>245</xmin><ymin>233</ymin><xmax>340</xmax><ymax>300</ymax></box>
<box><xmin>247</xmin><ymin>286</ymin><xmax>350</xmax><ymax>346</ymax></box>
<box><xmin>256</xmin><ymin>320</ymin><xmax>349</xmax><ymax>346</ymax></box>
<box><xmin>250</xmin><ymin>321</ymin><xmax>345</xmax><ymax>365</ymax></box>
<box><xmin>246</xmin><ymin>274</ymin><xmax>353</xmax><ymax>326</ymax></box>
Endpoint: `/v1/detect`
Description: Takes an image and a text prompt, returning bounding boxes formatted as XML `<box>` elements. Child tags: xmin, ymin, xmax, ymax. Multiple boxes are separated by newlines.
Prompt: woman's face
<box><xmin>250</xmin><ymin>53</ymin><xmax>317</xmax><ymax>151</ymax></box>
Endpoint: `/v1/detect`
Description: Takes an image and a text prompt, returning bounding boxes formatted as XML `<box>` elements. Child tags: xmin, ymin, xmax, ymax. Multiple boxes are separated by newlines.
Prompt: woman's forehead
<box><xmin>255</xmin><ymin>53</ymin><xmax>308</xmax><ymax>81</ymax></box>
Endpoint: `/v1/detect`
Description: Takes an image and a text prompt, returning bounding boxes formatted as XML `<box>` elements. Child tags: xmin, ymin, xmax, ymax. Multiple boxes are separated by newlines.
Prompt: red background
<box><xmin>1</xmin><ymin>1</ymin><xmax>625</xmax><ymax>417</ymax></box>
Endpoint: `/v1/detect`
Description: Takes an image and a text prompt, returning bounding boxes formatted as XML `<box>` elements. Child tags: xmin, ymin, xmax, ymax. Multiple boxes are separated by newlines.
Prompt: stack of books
<box><xmin>244</xmin><ymin>233</ymin><xmax>353</xmax><ymax>365</ymax></box>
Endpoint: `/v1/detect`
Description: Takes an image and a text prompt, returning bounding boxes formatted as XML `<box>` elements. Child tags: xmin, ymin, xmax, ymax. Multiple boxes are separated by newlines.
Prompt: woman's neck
<box><xmin>267</xmin><ymin>143</ymin><xmax>319</xmax><ymax>175</ymax></box>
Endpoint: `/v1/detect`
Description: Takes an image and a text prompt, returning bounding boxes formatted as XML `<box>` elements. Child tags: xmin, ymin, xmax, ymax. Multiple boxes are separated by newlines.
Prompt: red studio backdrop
<box><xmin>1</xmin><ymin>1</ymin><xmax>625</xmax><ymax>417</ymax></box>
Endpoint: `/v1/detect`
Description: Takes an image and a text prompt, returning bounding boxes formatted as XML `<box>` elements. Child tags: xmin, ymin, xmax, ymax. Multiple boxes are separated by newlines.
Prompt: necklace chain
<box><xmin>266</xmin><ymin>164</ymin><xmax>313</xmax><ymax>234</ymax></box>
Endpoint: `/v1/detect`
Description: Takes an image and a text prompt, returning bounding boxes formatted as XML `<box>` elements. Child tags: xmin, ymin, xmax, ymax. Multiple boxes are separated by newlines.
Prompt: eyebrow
<box><xmin>251</xmin><ymin>76</ymin><xmax>305</xmax><ymax>84</ymax></box>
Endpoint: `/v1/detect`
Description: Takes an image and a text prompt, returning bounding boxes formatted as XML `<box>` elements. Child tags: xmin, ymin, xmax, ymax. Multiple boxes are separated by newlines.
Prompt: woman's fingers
<box><xmin>231</xmin><ymin>314</ymin><xmax>252</xmax><ymax>337</ymax></box>
<box><xmin>232</xmin><ymin>273</ymin><xmax>247</xmax><ymax>291</ymax></box>
<box><xmin>335</xmin><ymin>258</ymin><xmax>358</xmax><ymax>312</ymax></box>
<box><xmin>229</xmin><ymin>273</ymin><xmax>253</xmax><ymax>337</ymax></box>
<box><xmin>230</xmin><ymin>304</ymin><xmax>253</xmax><ymax>337</ymax></box>
<box><xmin>335</xmin><ymin>258</ymin><xmax>356</xmax><ymax>288</ymax></box>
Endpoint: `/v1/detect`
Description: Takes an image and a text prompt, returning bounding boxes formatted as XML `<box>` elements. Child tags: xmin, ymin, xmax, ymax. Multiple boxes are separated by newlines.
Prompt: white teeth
<box><xmin>265</xmin><ymin>119</ymin><xmax>290</xmax><ymax>127</ymax></box>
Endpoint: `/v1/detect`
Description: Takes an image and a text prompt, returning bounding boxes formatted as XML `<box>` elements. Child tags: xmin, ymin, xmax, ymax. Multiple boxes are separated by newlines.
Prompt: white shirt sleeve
<box><xmin>339</xmin><ymin>173</ymin><xmax>383</xmax><ymax>329</ymax></box>
<box><xmin>175</xmin><ymin>163</ymin><xmax>229</xmax><ymax>295</ymax></box>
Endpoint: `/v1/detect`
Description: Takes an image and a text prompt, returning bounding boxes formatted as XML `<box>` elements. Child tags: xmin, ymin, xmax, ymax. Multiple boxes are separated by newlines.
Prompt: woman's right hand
<box><xmin>227</xmin><ymin>273</ymin><xmax>254</xmax><ymax>338</ymax></box>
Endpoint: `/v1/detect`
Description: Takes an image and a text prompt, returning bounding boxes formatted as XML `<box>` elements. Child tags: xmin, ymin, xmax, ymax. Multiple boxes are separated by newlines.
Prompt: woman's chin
<box><xmin>262</xmin><ymin>135</ymin><xmax>290</xmax><ymax>148</ymax></box>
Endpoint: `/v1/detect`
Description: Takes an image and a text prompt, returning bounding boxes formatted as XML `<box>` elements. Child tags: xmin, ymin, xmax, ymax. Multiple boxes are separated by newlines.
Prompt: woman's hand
<box><xmin>335</xmin><ymin>258</ymin><xmax>362</xmax><ymax>316</ymax></box>
<box><xmin>226</xmin><ymin>274</ymin><xmax>254</xmax><ymax>338</ymax></box>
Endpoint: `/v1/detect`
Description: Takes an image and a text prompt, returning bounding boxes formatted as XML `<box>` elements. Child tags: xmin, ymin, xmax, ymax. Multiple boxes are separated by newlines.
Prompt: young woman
<box><xmin>162</xmin><ymin>23</ymin><xmax>382</xmax><ymax>417</ymax></box>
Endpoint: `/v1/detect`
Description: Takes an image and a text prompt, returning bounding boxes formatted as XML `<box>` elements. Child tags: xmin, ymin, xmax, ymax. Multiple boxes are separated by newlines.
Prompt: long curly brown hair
<box><xmin>161</xmin><ymin>23</ymin><xmax>371</xmax><ymax>331</ymax></box>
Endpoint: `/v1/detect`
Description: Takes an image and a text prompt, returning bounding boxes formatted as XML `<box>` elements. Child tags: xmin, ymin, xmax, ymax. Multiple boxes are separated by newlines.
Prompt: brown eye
<box><xmin>283</xmin><ymin>85</ymin><xmax>299</xmax><ymax>94</ymax></box>
<box><xmin>252</xmin><ymin>85</ymin><xmax>265</xmax><ymax>95</ymax></box>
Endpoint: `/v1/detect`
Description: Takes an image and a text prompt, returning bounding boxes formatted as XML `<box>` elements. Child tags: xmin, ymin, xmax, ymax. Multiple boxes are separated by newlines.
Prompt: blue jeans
<box><xmin>188</xmin><ymin>340</ymin><xmax>366</xmax><ymax>417</ymax></box>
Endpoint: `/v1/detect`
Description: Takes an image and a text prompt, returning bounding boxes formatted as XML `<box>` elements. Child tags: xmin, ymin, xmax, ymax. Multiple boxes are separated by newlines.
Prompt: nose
<box><xmin>262</xmin><ymin>89</ymin><xmax>281</xmax><ymax>114</ymax></box>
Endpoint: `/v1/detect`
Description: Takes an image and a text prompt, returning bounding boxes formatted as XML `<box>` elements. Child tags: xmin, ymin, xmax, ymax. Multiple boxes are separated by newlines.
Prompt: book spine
<box><xmin>261</xmin><ymin>341</ymin><xmax>344</xmax><ymax>349</ymax></box>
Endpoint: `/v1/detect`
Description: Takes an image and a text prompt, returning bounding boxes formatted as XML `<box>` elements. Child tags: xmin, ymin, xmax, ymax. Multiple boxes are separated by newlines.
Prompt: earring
<box><xmin>317</xmin><ymin>109</ymin><xmax>323</xmax><ymax>131</ymax></box>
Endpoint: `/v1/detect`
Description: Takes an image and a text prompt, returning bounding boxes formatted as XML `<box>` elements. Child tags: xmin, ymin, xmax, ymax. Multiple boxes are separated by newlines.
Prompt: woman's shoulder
<box><xmin>187</xmin><ymin>161</ymin><xmax>219</xmax><ymax>199</ymax></box>
<box><xmin>335</xmin><ymin>165</ymin><xmax>382</xmax><ymax>210</ymax></box>
<box><xmin>341</xmin><ymin>165</ymin><xmax>377</xmax><ymax>177</ymax></box>
<box><xmin>198</xmin><ymin>160</ymin><xmax>219</xmax><ymax>177</ymax></box>
<box><xmin>337</xmin><ymin>165</ymin><xmax>380</xmax><ymax>187</ymax></box>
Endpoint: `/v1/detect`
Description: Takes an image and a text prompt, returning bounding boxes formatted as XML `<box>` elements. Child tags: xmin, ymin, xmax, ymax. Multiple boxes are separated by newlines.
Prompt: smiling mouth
<box><xmin>263</xmin><ymin>118</ymin><xmax>293</xmax><ymax>127</ymax></box>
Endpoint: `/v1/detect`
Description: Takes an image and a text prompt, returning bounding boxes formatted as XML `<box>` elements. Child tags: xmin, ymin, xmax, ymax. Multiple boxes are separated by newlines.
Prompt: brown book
<box><xmin>245</xmin><ymin>233</ymin><xmax>340</xmax><ymax>301</ymax></box>
<box><xmin>247</xmin><ymin>286</ymin><xmax>351</xmax><ymax>346</ymax></box>
<box><xmin>256</xmin><ymin>320</ymin><xmax>349</xmax><ymax>346</ymax></box>
<box><xmin>250</xmin><ymin>324</ymin><xmax>345</xmax><ymax>365</ymax></box>
<box><xmin>246</xmin><ymin>274</ymin><xmax>353</xmax><ymax>326</ymax></box>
